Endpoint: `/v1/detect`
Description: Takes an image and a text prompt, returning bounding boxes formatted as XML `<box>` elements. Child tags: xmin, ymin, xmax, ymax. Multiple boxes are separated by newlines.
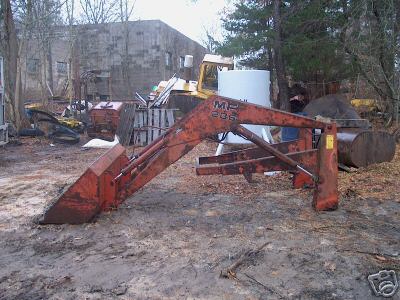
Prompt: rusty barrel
<box><xmin>337</xmin><ymin>129</ymin><xmax>396</xmax><ymax>168</ymax></box>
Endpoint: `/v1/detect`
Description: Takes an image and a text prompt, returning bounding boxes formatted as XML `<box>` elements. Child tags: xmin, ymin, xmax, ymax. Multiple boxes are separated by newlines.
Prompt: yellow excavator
<box><xmin>25</xmin><ymin>103</ymin><xmax>84</xmax><ymax>132</ymax></box>
<box><xmin>150</xmin><ymin>54</ymin><xmax>234</xmax><ymax>108</ymax></box>
<box><xmin>187</xmin><ymin>54</ymin><xmax>234</xmax><ymax>99</ymax></box>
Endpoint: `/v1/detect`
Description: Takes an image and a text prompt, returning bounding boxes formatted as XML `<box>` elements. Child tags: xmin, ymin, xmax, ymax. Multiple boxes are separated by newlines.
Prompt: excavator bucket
<box><xmin>40</xmin><ymin>144</ymin><xmax>129</xmax><ymax>224</ymax></box>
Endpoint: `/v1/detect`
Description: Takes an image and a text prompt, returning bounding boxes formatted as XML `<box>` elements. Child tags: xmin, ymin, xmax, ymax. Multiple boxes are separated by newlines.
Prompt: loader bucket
<box><xmin>40</xmin><ymin>144</ymin><xmax>129</xmax><ymax>224</ymax></box>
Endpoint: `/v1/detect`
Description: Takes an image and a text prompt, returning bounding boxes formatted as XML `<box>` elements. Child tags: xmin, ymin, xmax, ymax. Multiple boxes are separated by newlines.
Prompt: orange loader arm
<box><xmin>41</xmin><ymin>96</ymin><xmax>338</xmax><ymax>224</ymax></box>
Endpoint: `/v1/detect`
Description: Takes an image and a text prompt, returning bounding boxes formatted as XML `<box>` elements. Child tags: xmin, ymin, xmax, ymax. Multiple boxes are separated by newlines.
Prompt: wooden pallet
<box><xmin>116</xmin><ymin>103</ymin><xmax>136</xmax><ymax>146</ymax></box>
<box><xmin>132</xmin><ymin>109</ymin><xmax>176</xmax><ymax>146</ymax></box>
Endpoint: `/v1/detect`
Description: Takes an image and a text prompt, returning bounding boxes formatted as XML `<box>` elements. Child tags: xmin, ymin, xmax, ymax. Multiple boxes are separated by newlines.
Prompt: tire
<box><xmin>19</xmin><ymin>128</ymin><xmax>45</xmax><ymax>137</ymax></box>
<box><xmin>49</xmin><ymin>125</ymin><xmax>80</xmax><ymax>144</ymax></box>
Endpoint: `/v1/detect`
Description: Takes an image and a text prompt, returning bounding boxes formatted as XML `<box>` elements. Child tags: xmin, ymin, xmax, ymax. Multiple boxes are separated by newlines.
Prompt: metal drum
<box><xmin>337</xmin><ymin>129</ymin><xmax>396</xmax><ymax>168</ymax></box>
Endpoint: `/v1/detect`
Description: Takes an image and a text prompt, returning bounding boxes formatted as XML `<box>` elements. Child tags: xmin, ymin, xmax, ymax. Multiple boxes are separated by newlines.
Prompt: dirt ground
<box><xmin>0</xmin><ymin>137</ymin><xmax>399</xmax><ymax>300</ymax></box>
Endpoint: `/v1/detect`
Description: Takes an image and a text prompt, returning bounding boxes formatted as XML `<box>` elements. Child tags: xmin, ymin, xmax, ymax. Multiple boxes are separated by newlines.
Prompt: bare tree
<box><xmin>342</xmin><ymin>0</ymin><xmax>400</xmax><ymax>124</ymax></box>
<box><xmin>64</xmin><ymin>0</ymin><xmax>79</xmax><ymax>106</ymax></box>
<box><xmin>200</xmin><ymin>23</ymin><xmax>219</xmax><ymax>53</ymax></box>
<box><xmin>0</xmin><ymin>0</ymin><xmax>29</xmax><ymax>131</ymax></box>
<box><xmin>119</xmin><ymin>0</ymin><xmax>135</xmax><ymax>99</ymax></box>
<box><xmin>28</xmin><ymin>0</ymin><xmax>62</xmax><ymax>104</ymax></box>
<box><xmin>79</xmin><ymin>0</ymin><xmax>119</xmax><ymax>24</ymax></box>
<box><xmin>119</xmin><ymin>0</ymin><xmax>135</xmax><ymax>22</ymax></box>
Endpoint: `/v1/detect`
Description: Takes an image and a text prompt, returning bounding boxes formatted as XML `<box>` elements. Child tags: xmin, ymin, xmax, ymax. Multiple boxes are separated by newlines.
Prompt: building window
<box><xmin>111</xmin><ymin>36</ymin><xmax>118</xmax><ymax>48</ymax></box>
<box><xmin>56</xmin><ymin>61</ymin><xmax>67</xmax><ymax>74</ymax></box>
<box><xmin>165</xmin><ymin>51</ymin><xmax>172</xmax><ymax>67</ymax></box>
<box><xmin>179</xmin><ymin>56</ymin><xmax>185</xmax><ymax>69</ymax></box>
<box><xmin>99</xmin><ymin>94</ymin><xmax>109</xmax><ymax>101</ymax></box>
<box><xmin>27</xmin><ymin>59</ymin><xmax>39</xmax><ymax>73</ymax></box>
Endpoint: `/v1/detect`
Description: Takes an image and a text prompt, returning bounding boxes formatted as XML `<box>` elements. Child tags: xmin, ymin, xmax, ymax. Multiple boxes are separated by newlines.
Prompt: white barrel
<box><xmin>218</xmin><ymin>70</ymin><xmax>271</xmax><ymax>144</ymax></box>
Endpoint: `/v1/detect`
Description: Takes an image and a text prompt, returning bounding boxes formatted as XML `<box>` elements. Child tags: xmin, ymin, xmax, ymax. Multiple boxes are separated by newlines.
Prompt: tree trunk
<box><xmin>46</xmin><ymin>40</ymin><xmax>54</xmax><ymax>102</ymax></box>
<box><xmin>395</xmin><ymin>1</ymin><xmax>400</xmax><ymax>123</ymax></box>
<box><xmin>272</xmin><ymin>0</ymin><xmax>289</xmax><ymax>111</ymax></box>
<box><xmin>1</xmin><ymin>0</ymin><xmax>29</xmax><ymax>131</ymax></box>
<box><xmin>267</xmin><ymin>47</ymin><xmax>277</xmax><ymax>108</ymax></box>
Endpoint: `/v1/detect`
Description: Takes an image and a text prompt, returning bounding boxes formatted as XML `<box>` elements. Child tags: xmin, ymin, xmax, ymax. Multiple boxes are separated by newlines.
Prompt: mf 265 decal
<box><xmin>211</xmin><ymin>100</ymin><xmax>239</xmax><ymax>121</ymax></box>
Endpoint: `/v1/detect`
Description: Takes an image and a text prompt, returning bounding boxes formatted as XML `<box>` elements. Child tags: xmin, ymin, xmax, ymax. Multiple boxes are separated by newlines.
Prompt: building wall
<box><xmin>23</xmin><ymin>20</ymin><xmax>207</xmax><ymax>101</ymax></box>
<box><xmin>22</xmin><ymin>34</ymin><xmax>70</xmax><ymax>100</ymax></box>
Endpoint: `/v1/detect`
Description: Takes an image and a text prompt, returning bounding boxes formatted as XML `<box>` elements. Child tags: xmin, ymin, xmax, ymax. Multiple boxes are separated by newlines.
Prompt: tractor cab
<box><xmin>196</xmin><ymin>54</ymin><xmax>234</xmax><ymax>98</ymax></box>
<box><xmin>151</xmin><ymin>54</ymin><xmax>234</xmax><ymax>107</ymax></box>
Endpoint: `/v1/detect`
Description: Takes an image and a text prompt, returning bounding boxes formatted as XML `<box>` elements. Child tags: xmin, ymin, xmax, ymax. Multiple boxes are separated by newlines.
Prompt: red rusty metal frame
<box><xmin>197</xmin><ymin>139</ymin><xmax>307</xmax><ymax>165</ymax></box>
<box><xmin>41</xmin><ymin>95</ymin><xmax>338</xmax><ymax>224</ymax></box>
<box><xmin>196</xmin><ymin>136</ymin><xmax>315</xmax><ymax>188</ymax></box>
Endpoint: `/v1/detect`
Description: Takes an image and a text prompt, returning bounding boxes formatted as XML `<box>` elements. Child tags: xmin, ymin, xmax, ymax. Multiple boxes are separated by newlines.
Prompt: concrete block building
<box><xmin>23</xmin><ymin>20</ymin><xmax>207</xmax><ymax>101</ymax></box>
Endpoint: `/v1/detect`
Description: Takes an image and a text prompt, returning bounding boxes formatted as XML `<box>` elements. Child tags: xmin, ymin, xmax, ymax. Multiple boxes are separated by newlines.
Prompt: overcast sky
<box><xmin>133</xmin><ymin>0</ymin><xmax>230</xmax><ymax>45</ymax></box>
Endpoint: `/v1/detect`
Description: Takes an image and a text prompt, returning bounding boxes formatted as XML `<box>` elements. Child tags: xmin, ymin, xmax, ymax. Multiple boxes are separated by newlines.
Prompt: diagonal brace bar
<box><xmin>232</xmin><ymin>125</ymin><xmax>317</xmax><ymax>181</ymax></box>
<box><xmin>196</xmin><ymin>149</ymin><xmax>318</xmax><ymax>176</ymax></box>
<box><xmin>198</xmin><ymin>139</ymin><xmax>306</xmax><ymax>165</ymax></box>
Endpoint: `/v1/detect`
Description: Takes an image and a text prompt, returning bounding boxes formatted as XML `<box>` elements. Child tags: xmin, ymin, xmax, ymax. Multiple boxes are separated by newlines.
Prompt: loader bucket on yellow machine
<box><xmin>40</xmin><ymin>144</ymin><xmax>129</xmax><ymax>224</ymax></box>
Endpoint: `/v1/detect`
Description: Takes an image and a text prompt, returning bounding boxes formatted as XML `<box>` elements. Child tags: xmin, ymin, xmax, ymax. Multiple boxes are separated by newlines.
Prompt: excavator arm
<box><xmin>41</xmin><ymin>96</ymin><xmax>338</xmax><ymax>224</ymax></box>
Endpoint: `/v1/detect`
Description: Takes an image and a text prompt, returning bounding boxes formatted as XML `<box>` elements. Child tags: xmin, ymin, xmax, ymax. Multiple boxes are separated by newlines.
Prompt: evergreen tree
<box><xmin>218</xmin><ymin>0</ymin><xmax>356</xmax><ymax>104</ymax></box>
